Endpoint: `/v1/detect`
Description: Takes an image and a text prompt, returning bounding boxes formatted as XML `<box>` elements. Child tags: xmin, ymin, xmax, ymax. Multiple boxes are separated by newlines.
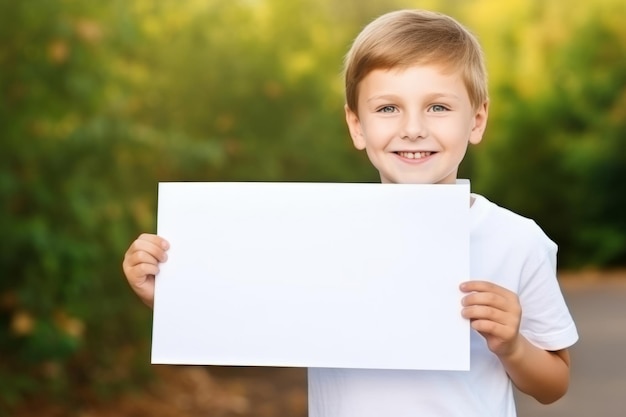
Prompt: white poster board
<box><xmin>152</xmin><ymin>181</ymin><xmax>470</xmax><ymax>370</ymax></box>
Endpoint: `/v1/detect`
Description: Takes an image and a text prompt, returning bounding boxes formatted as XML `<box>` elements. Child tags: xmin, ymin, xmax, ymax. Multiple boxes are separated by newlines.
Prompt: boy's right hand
<box><xmin>122</xmin><ymin>233</ymin><xmax>169</xmax><ymax>308</ymax></box>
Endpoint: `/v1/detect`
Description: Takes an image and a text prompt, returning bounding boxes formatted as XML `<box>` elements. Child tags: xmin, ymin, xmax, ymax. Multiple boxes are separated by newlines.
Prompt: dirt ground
<box><xmin>87</xmin><ymin>366</ymin><xmax>309</xmax><ymax>417</ymax></box>
<box><xmin>12</xmin><ymin>270</ymin><xmax>626</xmax><ymax>417</ymax></box>
<box><xmin>12</xmin><ymin>365</ymin><xmax>308</xmax><ymax>417</ymax></box>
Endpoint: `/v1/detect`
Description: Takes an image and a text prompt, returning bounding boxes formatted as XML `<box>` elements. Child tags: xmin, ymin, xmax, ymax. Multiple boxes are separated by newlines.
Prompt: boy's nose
<box><xmin>400</xmin><ymin>113</ymin><xmax>427</xmax><ymax>141</ymax></box>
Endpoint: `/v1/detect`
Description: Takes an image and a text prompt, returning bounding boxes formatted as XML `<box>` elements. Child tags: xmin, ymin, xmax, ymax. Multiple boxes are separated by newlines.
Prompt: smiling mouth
<box><xmin>396</xmin><ymin>151</ymin><xmax>433</xmax><ymax>159</ymax></box>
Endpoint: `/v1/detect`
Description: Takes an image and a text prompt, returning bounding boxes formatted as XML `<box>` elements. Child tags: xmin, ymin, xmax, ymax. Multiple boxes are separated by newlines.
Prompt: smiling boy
<box><xmin>307</xmin><ymin>10</ymin><xmax>578</xmax><ymax>416</ymax></box>
<box><xmin>123</xmin><ymin>9</ymin><xmax>578</xmax><ymax>417</ymax></box>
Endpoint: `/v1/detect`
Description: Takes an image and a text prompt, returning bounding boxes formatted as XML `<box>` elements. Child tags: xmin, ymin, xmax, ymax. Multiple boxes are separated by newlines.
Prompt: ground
<box><xmin>14</xmin><ymin>365</ymin><xmax>308</xmax><ymax>417</ymax></box>
<box><xmin>103</xmin><ymin>366</ymin><xmax>309</xmax><ymax>417</ymax></box>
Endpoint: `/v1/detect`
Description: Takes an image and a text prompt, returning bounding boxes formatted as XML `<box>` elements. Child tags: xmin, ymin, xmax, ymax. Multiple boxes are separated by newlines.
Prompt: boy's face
<box><xmin>345</xmin><ymin>64</ymin><xmax>488</xmax><ymax>184</ymax></box>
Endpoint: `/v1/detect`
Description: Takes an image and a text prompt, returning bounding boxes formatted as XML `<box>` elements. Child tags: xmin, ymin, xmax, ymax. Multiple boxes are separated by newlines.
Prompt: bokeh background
<box><xmin>1</xmin><ymin>0</ymin><xmax>625</xmax><ymax>415</ymax></box>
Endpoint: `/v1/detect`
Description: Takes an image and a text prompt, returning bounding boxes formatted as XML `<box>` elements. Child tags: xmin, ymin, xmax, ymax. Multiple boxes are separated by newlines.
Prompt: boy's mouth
<box><xmin>396</xmin><ymin>151</ymin><xmax>433</xmax><ymax>159</ymax></box>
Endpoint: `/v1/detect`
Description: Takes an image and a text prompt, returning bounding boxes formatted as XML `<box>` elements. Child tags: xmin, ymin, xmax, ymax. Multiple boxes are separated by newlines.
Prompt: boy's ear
<box><xmin>345</xmin><ymin>104</ymin><xmax>366</xmax><ymax>150</ymax></box>
<box><xmin>469</xmin><ymin>101</ymin><xmax>489</xmax><ymax>145</ymax></box>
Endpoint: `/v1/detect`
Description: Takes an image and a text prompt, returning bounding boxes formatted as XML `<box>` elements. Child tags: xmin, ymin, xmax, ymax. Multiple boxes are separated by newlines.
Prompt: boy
<box><xmin>123</xmin><ymin>9</ymin><xmax>578</xmax><ymax>416</ymax></box>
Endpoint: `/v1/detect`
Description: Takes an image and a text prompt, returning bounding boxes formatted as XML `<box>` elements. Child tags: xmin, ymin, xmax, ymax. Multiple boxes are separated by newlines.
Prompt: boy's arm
<box><xmin>499</xmin><ymin>337</ymin><xmax>571</xmax><ymax>404</ymax></box>
<box><xmin>460</xmin><ymin>280</ymin><xmax>571</xmax><ymax>404</ymax></box>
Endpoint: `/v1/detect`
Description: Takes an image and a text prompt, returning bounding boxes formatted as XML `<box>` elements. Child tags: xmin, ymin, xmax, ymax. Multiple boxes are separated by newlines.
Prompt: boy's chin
<box><xmin>380</xmin><ymin>175</ymin><xmax>438</xmax><ymax>185</ymax></box>
<box><xmin>379</xmin><ymin>170</ymin><xmax>459</xmax><ymax>185</ymax></box>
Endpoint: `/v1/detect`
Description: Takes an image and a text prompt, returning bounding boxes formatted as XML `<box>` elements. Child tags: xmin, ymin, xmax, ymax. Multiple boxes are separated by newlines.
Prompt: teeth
<box><xmin>398</xmin><ymin>151</ymin><xmax>432</xmax><ymax>159</ymax></box>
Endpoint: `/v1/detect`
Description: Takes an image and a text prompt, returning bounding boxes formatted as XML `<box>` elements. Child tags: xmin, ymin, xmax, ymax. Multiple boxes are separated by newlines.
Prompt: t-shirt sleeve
<box><xmin>517</xmin><ymin>224</ymin><xmax>579</xmax><ymax>351</ymax></box>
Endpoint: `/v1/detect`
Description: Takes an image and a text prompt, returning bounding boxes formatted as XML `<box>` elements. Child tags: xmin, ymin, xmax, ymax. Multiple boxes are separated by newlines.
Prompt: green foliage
<box><xmin>471</xmin><ymin>2</ymin><xmax>626</xmax><ymax>266</ymax></box>
<box><xmin>1</xmin><ymin>0</ymin><xmax>625</xmax><ymax>411</ymax></box>
<box><xmin>0</xmin><ymin>0</ymin><xmax>226</xmax><ymax>409</ymax></box>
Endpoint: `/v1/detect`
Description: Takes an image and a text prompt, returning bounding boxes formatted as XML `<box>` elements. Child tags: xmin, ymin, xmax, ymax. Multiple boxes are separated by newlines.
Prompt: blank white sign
<box><xmin>152</xmin><ymin>181</ymin><xmax>470</xmax><ymax>370</ymax></box>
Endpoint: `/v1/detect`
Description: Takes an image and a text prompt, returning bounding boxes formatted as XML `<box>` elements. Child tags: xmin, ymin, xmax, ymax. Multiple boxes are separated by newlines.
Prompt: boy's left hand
<box><xmin>460</xmin><ymin>280</ymin><xmax>522</xmax><ymax>360</ymax></box>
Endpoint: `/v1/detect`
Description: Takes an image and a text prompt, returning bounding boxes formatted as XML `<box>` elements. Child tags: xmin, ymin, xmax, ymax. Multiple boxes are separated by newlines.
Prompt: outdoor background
<box><xmin>1</xmin><ymin>0</ymin><xmax>625</xmax><ymax>415</ymax></box>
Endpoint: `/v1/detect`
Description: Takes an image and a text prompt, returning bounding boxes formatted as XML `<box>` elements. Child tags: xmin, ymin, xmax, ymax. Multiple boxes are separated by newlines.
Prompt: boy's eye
<box><xmin>377</xmin><ymin>105</ymin><xmax>397</xmax><ymax>113</ymax></box>
<box><xmin>429</xmin><ymin>104</ymin><xmax>448</xmax><ymax>112</ymax></box>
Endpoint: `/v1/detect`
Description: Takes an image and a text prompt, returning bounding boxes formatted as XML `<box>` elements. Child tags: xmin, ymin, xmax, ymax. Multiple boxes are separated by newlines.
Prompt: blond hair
<box><xmin>344</xmin><ymin>9</ymin><xmax>488</xmax><ymax>112</ymax></box>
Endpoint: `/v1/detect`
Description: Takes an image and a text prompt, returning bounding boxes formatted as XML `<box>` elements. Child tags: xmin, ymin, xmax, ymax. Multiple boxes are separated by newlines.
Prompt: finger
<box><xmin>462</xmin><ymin>291</ymin><xmax>515</xmax><ymax>312</ymax></box>
<box><xmin>460</xmin><ymin>281</ymin><xmax>519</xmax><ymax>311</ymax></box>
<box><xmin>133</xmin><ymin>249</ymin><xmax>163</xmax><ymax>267</ymax></box>
<box><xmin>123</xmin><ymin>247</ymin><xmax>160</xmax><ymax>283</ymax></box>
<box><xmin>123</xmin><ymin>249</ymin><xmax>158</xmax><ymax>279</ymax></box>
<box><xmin>469</xmin><ymin>318</ymin><xmax>518</xmax><ymax>342</ymax></box>
<box><xmin>138</xmin><ymin>233</ymin><xmax>170</xmax><ymax>250</ymax></box>
<box><xmin>461</xmin><ymin>304</ymin><xmax>512</xmax><ymax>324</ymax></box>
<box><xmin>135</xmin><ymin>262</ymin><xmax>160</xmax><ymax>280</ymax></box>
<box><xmin>460</xmin><ymin>280</ymin><xmax>510</xmax><ymax>295</ymax></box>
<box><xmin>126</xmin><ymin>237</ymin><xmax>169</xmax><ymax>263</ymax></box>
<box><xmin>124</xmin><ymin>262</ymin><xmax>159</xmax><ymax>286</ymax></box>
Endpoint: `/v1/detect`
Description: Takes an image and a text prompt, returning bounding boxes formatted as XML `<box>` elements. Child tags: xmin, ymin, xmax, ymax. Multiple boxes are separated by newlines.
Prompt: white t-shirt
<box><xmin>308</xmin><ymin>194</ymin><xmax>579</xmax><ymax>417</ymax></box>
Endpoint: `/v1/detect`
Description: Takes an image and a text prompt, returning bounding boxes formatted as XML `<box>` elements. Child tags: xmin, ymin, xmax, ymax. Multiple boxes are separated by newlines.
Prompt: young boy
<box><xmin>123</xmin><ymin>9</ymin><xmax>578</xmax><ymax>416</ymax></box>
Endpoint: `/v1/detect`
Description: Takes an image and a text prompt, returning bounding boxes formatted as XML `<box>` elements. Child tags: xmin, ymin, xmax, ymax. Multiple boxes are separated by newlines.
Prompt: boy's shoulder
<box><xmin>471</xmin><ymin>193</ymin><xmax>556</xmax><ymax>253</ymax></box>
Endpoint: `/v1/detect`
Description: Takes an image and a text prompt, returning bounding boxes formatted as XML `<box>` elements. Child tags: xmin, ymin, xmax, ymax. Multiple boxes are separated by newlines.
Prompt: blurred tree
<box><xmin>468</xmin><ymin>0</ymin><xmax>626</xmax><ymax>266</ymax></box>
<box><xmin>0</xmin><ymin>0</ymin><xmax>225</xmax><ymax>409</ymax></box>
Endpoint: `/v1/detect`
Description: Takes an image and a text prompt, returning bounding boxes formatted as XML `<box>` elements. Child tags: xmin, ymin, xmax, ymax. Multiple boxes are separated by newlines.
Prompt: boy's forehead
<box><xmin>360</xmin><ymin>64</ymin><xmax>466</xmax><ymax>89</ymax></box>
<box><xmin>356</xmin><ymin>64</ymin><xmax>471</xmax><ymax>105</ymax></box>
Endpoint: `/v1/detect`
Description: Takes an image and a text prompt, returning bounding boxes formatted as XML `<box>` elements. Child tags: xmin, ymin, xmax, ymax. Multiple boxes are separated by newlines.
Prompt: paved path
<box><xmin>515</xmin><ymin>277</ymin><xmax>626</xmax><ymax>417</ymax></box>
